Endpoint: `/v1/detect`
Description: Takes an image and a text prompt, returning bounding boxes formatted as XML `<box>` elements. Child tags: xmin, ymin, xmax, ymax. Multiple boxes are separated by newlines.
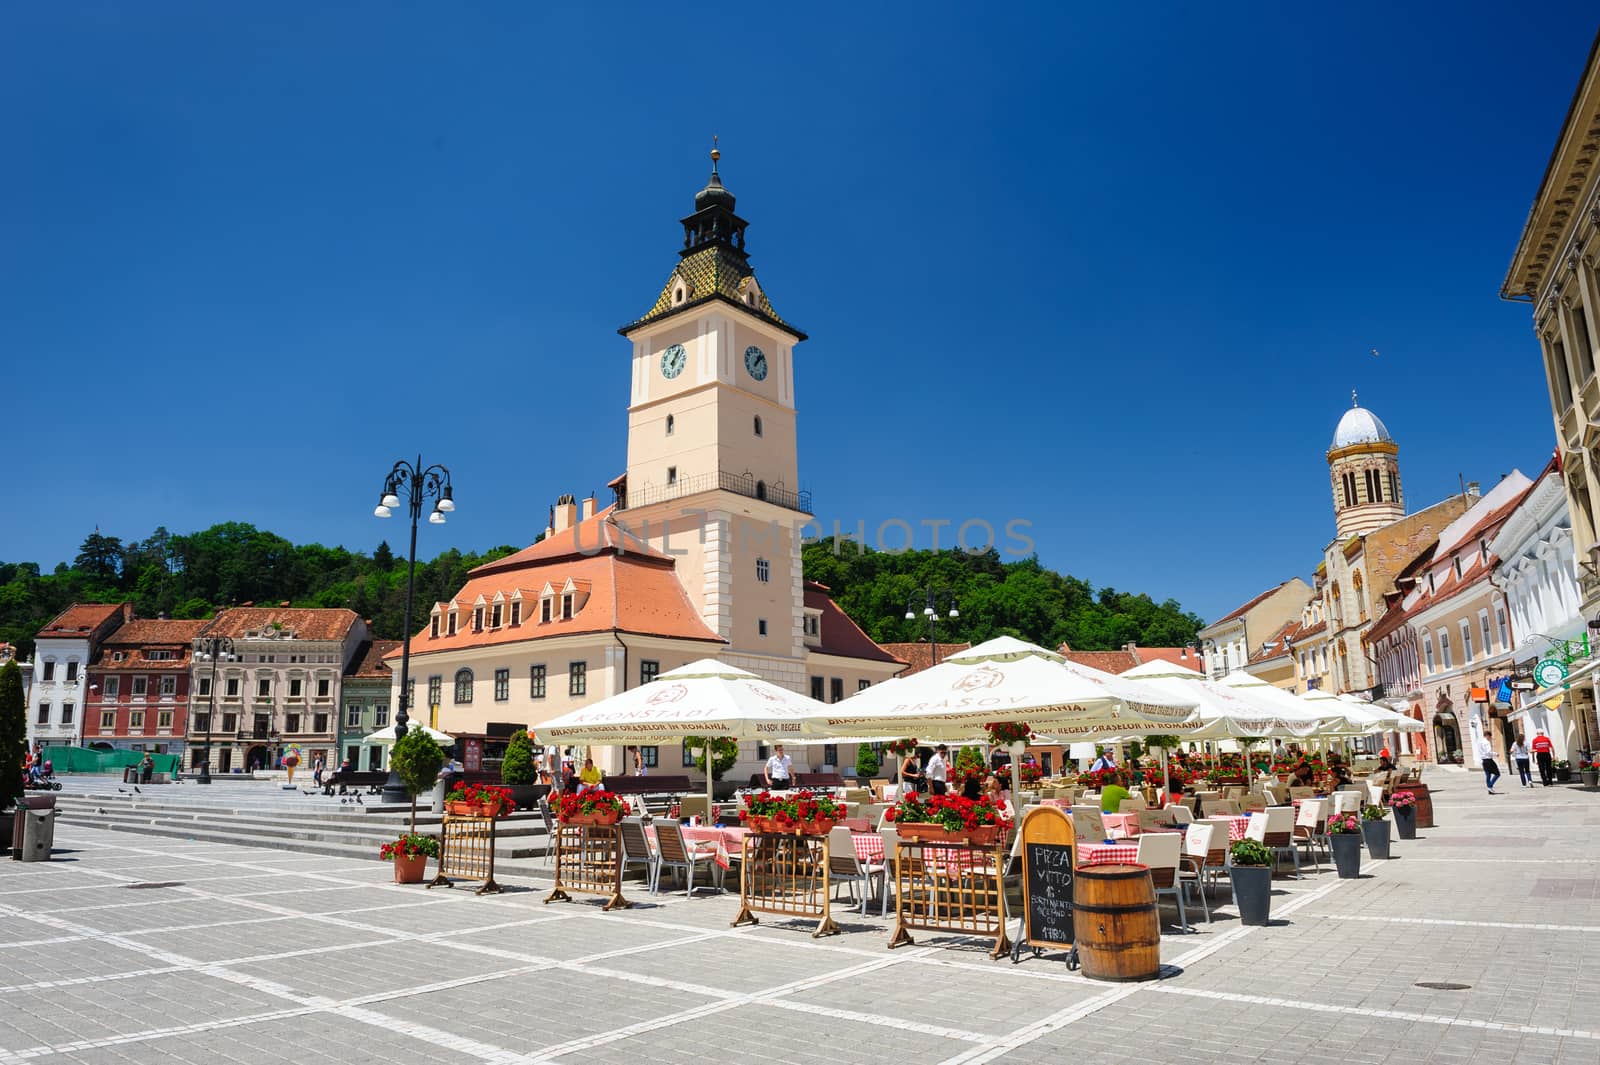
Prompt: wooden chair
<box><xmin>1135</xmin><ymin>832</ymin><xmax>1189</xmax><ymax>932</ymax></box>
<box><xmin>1178</xmin><ymin>822</ymin><xmax>1214</xmax><ymax>923</ymax></box>
<box><xmin>653</xmin><ymin>822</ymin><xmax>723</xmax><ymax>896</ymax></box>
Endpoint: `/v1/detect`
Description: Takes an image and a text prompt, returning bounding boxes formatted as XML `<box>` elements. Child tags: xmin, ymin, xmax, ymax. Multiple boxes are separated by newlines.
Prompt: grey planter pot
<box><xmin>1361</xmin><ymin>819</ymin><xmax>1391</xmax><ymax>860</ymax></box>
<box><xmin>1329</xmin><ymin>832</ymin><xmax>1362</xmax><ymax>878</ymax></box>
<box><xmin>1581</xmin><ymin>769</ymin><xmax>1599</xmax><ymax>788</ymax></box>
<box><xmin>1394</xmin><ymin>805</ymin><xmax>1416</xmax><ymax>840</ymax></box>
<box><xmin>1230</xmin><ymin>864</ymin><xmax>1272</xmax><ymax>926</ymax></box>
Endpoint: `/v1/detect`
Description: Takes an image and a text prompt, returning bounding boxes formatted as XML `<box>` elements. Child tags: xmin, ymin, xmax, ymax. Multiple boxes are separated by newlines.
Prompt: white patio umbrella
<box><xmin>1210</xmin><ymin>670</ymin><xmax>1355</xmax><ymax>737</ymax></box>
<box><xmin>536</xmin><ymin>658</ymin><xmax>834</xmax><ymax>820</ymax></box>
<box><xmin>1334</xmin><ymin>693</ymin><xmax>1425</xmax><ymax>734</ymax></box>
<box><xmin>362</xmin><ymin>722</ymin><xmax>456</xmax><ymax>746</ymax></box>
<box><xmin>816</xmin><ymin>636</ymin><xmax>1201</xmax><ymax>801</ymax></box>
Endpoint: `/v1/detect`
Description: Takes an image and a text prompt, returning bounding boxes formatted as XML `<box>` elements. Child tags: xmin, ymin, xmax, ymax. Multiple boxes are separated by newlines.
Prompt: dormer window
<box><xmin>490</xmin><ymin>603</ymin><xmax>502</xmax><ymax>629</ymax></box>
<box><xmin>510</xmin><ymin>601</ymin><xmax>521</xmax><ymax>626</ymax></box>
<box><xmin>431</xmin><ymin>616</ymin><xmax>440</xmax><ymax>638</ymax></box>
<box><xmin>541</xmin><ymin>598</ymin><xmax>552</xmax><ymax>623</ymax></box>
<box><xmin>473</xmin><ymin>606</ymin><xmax>484</xmax><ymax>632</ymax></box>
<box><xmin>562</xmin><ymin>594</ymin><xmax>574</xmax><ymax>620</ymax></box>
<box><xmin>447</xmin><ymin>611</ymin><xmax>458</xmax><ymax>636</ymax></box>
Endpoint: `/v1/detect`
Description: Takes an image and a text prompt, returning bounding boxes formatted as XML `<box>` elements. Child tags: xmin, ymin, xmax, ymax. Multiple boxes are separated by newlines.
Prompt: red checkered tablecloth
<box><xmin>1201</xmin><ymin>816</ymin><xmax>1252</xmax><ymax>841</ymax></box>
<box><xmin>852</xmin><ymin>833</ymin><xmax>884</xmax><ymax>864</ymax></box>
<box><xmin>1078</xmin><ymin>843</ymin><xmax>1139</xmax><ymax>865</ymax></box>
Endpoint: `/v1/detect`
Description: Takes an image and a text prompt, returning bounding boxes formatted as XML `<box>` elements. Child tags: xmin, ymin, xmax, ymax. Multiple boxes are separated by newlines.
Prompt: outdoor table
<box><xmin>683</xmin><ymin>825</ymin><xmax>747</xmax><ymax>854</ymax></box>
<box><xmin>1079</xmin><ymin>842</ymin><xmax>1139</xmax><ymax>866</ymax></box>
<box><xmin>1202</xmin><ymin>815</ymin><xmax>1252</xmax><ymax>842</ymax></box>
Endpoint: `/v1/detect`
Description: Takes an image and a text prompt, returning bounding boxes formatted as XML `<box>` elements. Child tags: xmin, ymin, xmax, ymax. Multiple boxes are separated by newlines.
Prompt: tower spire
<box><xmin>710</xmin><ymin>134</ymin><xmax>720</xmax><ymax>176</ymax></box>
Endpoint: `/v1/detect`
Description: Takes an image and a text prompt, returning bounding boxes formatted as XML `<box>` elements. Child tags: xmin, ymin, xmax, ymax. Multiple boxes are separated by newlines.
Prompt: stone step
<box><xmin>53</xmin><ymin>795</ymin><xmax>551</xmax><ymax>838</ymax></box>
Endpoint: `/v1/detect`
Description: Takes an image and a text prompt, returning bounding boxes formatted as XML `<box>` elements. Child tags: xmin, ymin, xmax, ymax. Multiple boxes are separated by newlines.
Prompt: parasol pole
<box><xmin>1160</xmin><ymin>744</ymin><xmax>1170</xmax><ymax>803</ymax></box>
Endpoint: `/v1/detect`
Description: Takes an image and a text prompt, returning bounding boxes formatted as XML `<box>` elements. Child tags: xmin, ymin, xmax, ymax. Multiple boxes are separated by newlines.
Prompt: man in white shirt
<box><xmin>1090</xmin><ymin>748</ymin><xmax>1116</xmax><ymax>773</ymax></box>
<box><xmin>1475</xmin><ymin>732</ymin><xmax>1501</xmax><ymax>795</ymax></box>
<box><xmin>764</xmin><ymin>745</ymin><xmax>795</xmax><ymax>790</ymax></box>
<box><xmin>926</xmin><ymin>744</ymin><xmax>950</xmax><ymax>795</ymax></box>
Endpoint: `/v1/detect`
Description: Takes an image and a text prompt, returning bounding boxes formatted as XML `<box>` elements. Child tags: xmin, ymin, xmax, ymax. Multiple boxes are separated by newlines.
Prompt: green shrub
<box><xmin>685</xmin><ymin>735</ymin><xmax>739</xmax><ymax>781</ymax></box>
<box><xmin>501</xmin><ymin>730</ymin><xmax>536</xmax><ymax>785</ymax></box>
<box><xmin>390</xmin><ymin>728</ymin><xmax>445</xmax><ymax>832</ymax></box>
<box><xmin>1229</xmin><ymin>839</ymin><xmax>1271</xmax><ymax>867</ymax></box>
<box><xmin>854</xmin><ymin>745</ymin><xmax>880</xmax><ymax>780</ymax></box>
<box><xmin>0</xmin><ymin>661</ymin><xmax>24</xmax><ymax>814</ymax></box>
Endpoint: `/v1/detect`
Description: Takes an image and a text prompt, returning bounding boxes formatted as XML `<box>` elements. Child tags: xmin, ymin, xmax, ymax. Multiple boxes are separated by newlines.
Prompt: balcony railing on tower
<box><xmin>618</xmin><ymin>469</ymin><xmax>811</xmax><ymax>514</ymax></box>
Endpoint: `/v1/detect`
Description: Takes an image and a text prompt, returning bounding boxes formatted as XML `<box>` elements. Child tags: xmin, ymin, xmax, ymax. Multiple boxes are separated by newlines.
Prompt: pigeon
<box><xmin>301</xmin><ymin>789</ymin><xmax>315</xmax><ymax>795</ymax></box>
<box><xmin>117</xmin><ymin>788</ymin><xmax>128</xmax><ymax>794</ymax></box>
<box><xmin>97</xmin><ymin>807</ymin><xmax>107</xmax><ymax>814</ymax></box>
<box><xmin>354</xmin><ymin>796</ymin><xmax>363</xmax><ymax>806</ymax></box>
<box><xmin>133</xmin><ymin>786</ymin><xmax>141</xmax><ymax>794</ymax></box>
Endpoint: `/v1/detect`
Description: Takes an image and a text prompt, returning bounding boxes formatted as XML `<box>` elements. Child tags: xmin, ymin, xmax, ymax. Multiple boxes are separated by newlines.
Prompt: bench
<box><xmin>796</xmin><ymin>772</ymin><xmax>845</xmax><ymax>789</ymax></box>
<box><xmin>320</xmin><ymin>770</ymin><xmax>387</xmax><ymax>796</ymax></box>
<box><xmin>601</xmin><ymin>774</ymin><xmax>695</xmax><ymax>815</ymax></box>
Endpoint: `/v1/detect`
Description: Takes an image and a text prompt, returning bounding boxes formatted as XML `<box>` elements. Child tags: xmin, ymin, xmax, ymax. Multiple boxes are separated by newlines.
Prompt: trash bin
<box><xmin>124</xmin><ymin>767</ymin><xmax>138</xmax><ymax>784</ymax></box>
<box><xmin>17</xmin><ymin>810</ymin><xmax>56</xmax><ymax>862</ymax></box>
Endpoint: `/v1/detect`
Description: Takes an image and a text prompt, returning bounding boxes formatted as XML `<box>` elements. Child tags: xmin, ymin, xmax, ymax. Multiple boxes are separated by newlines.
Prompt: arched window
<box><xmin>454</xmin><ymin>669</ymin><xmax>474</xmax><ymax>704</ymax></box>
<box><xmin>755</xmin><ymin>480</ymin><xmax>767</xmax><ymax>501</ymax></box>
<box><xmin>753</xmin><ymin>415</ymin><xmax>762</xmax><ymax>437</ymax></box>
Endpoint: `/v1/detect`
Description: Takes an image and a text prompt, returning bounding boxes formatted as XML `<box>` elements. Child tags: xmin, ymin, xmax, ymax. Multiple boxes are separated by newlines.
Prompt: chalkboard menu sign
<box><xmin>1012</xmin><ymin>806</ymin><xmax>1076</xmax><ymax>962</ymax></box>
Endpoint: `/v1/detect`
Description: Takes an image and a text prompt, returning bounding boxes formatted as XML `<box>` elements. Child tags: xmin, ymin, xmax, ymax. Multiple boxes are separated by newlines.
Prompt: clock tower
<box><xmin>615</xmin><ymin>145</ymin><xmax>811</xmax><ymax>687</ymax></box>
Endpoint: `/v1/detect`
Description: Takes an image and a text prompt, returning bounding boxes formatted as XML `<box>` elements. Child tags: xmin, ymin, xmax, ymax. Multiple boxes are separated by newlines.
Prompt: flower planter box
<box><xmin>1329</xmin><ymin>833</ymin><xmax>1361</xmax><ymax>879</ymax></box>
<box><xmin>446</xmin><ymin>801</ymin><xmax>506</xmax><ymax>818</ymax></box>
<box><xmin>392</xmin><ymin>853</ymin><xmax>428</xmax><ymax>884</ymax></box>
<box><xmin>559</xmin><ymin>810</ymin><xmax>621</xmax><ymax>828</ymax></box>
<box><xmin>1360</xmin><ymin>819</ymin><xmax>1391</xmax><ymax>861</ymax></box>
<box><xmin>894</xmin><ymin>822</ymin><xmax>1002</xmax><ymax>847</ymax></box>
<box><xmin>742</xmin><ymin>815</ymin><xmax>837</xmax><ymax>836</ymax></box>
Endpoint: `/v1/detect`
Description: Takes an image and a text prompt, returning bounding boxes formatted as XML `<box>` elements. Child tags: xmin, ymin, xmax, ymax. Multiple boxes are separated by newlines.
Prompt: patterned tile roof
<box><xmin>805</xmin><ymin>584</ymin><xmax>905</xmax><ymax>665</ymax></box>
<box><xmin>620</xmin><ymin>244</ymin><xmax>805</xmax><ymax>339</ymax></box>
<box><xmin>347</xmin><ymin>639</ymin><xmax>402</xmax><ymax>679</ymax></box>
<box><xmin>199</xmin><ymin>608</ymin><xmax>362</xmax><ymax>643</ymax></box>
<box><xmin>37</xmin><ymin>603</ymin><xmax>127</xmax><ymax>640</ymax></box>
<box><xmin>878</xmin><ymin>642</ymin><xmax>972</xmax><ymax>675</ymax></box>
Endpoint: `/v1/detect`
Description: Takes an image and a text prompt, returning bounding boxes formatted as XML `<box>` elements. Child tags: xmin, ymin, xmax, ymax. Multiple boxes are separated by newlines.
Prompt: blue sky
<box><xmin>4</xmin><ymin>2</ymin><xmax>1597</xmax><ymax>622</ymax></box>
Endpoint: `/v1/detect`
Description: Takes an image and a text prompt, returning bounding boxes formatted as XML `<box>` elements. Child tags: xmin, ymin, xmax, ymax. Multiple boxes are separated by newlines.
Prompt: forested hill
<box><xmin>1</xmin><ymin>525</ymin><xmax>1204</xmax><ymax>658</ymax></box>
<box><xmin>801</xmin><ymin>540</ymin><xmax>1205</xmax><ymax>651</ymax></box>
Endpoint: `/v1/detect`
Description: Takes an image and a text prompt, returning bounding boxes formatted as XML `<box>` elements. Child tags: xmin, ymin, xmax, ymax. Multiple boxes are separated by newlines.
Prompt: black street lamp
<box><xmin>374</xmin><ymin>455</ymin><xmax>454</xmax><ymax>803</ymax></box>
<box><xmin>193</xmin><ymin>635</ymin><xmax>236</xmax><ymax>784</ymax></box>
<box><xmin>904</xmin><ymin>588</ymin><xmax>960</xmax><ymax>667</ymax></box>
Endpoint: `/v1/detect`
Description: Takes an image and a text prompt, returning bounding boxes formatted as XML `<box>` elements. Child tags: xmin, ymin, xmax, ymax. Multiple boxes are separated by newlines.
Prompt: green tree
<box><xmin>501</xmin><ymin>730</ymin><xmax>536</xmax><ymax>785</ymax></box>
<box><xmin>73</xmin><ymin>531</ymin><xmax>124</xmax><ymax>582</ymax></box>
<box><xmin>854</xmin><ymin>744</ymin><xmax>880</xmax><ymax>780</ymax></box>
<box><xmin>684</xmin><ymin>736</ymin><xmax>739</xmax><ymax>781</ymax></box>
<box><xmin>0</xmin><ymin>660</ymin><xmax>24</xmax><ymax>816</ymax></box>
<box><xmin>390</xmin><ymin>729</ymin><xmax>445</xmax><ymax>833</ymax></box>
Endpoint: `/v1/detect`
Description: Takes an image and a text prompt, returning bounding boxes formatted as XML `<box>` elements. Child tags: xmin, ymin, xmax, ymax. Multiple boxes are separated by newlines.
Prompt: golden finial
<box><xmin>710</xmin><ymin>135</ymin><xmax>720</xmax><ymax>174</ymax></box>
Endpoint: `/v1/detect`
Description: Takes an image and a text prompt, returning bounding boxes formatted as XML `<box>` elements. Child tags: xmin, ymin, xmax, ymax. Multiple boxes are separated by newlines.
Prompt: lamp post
<box><xmin>904</xmin><ymin>588</ymin><xmax>960</xmax><ymax>667</ymax></box>
<box><xmin>374</xmin><ymin>455</ymin><xmax>455</xmax><ymax>803</ymax></box>
<box><xmin>192</xmin><ymin>636</ymin><xmax>236</xmax><ymax>783</ymax></box>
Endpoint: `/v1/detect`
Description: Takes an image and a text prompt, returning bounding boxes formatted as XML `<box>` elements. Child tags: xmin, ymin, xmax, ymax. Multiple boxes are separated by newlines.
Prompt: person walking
<box><xmin>139</xmin><ymin>752</ymin><xmax>154</xmax><ymax>785</ymax></box>
<box><xmin>1511</xmin><ymin>735</ymin><xmax>1532</xmax><ymax>788</ymax></box>
<box><xmin>1476</xmin><ymin>732</ymin><xmax>1501</xmax><ymax>794</ymax></box>
<box><xmin>1532</xmin><ymin>730</ymin><xmax>1555</xmax><ymax>787</ymax></box>
<box><xmin>312</xmin><ymin>754</ymin><xmax>326</xmax><ymax>788</ymax></box>
<box><xmin>764</xmin><ymin>744</ymin><xmax>795</xmax><ymax>790</ymax></box>
<box><xmin>926</xmin><ymin>744</ymin><xmax>950</xmax><ymax>795</ymax></box>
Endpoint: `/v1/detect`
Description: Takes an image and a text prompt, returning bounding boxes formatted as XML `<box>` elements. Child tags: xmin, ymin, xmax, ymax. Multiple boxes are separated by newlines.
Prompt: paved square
<box><xmin>4</xmin><ymin>768</ymin><xmax>1598</xmax><ymax>1064</ymax></box>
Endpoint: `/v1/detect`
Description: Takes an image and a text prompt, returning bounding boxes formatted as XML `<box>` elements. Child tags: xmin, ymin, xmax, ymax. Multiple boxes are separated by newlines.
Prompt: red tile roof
<box><xmin>91</xmin><ymin>619</ymin><xmax>206</xmax><ymax>672</ymax></box>
<box><xmin>37</xmin><ymin>602</ymin><xmax>127</xmax><ymax>640</ymax></box>
<box><xmin>804</xmin><ymin>583</ymin><xmax>906</xmax><ymax>665</ymax></box>
<box><xmin>1289</xmin><ymin>619</ymin><xmax>1328</xmax><ymax>641</ymax></box>
<box><xmin>1249</xmin><ymin>620</ymin><xmax>1302</xmax><ymax>664</ymax></box>
<box><xmin>101</xmin><ymin>619</ymin><xmax>206</xmax><ymax>647</ymax></box>
<box><xmin>877</xmin><ymin>642</ymin><xmax>971</xmax><ymax>674</ymax></box>
<box><xmin>347</xmin><ymin>639</ymin><xmax>402</xmax><ymax>678</ymax></box>
<box><xmin>469</xmin><ymin>506</ymin><xmax>671</xmax><ymax>577</ymax></box>
<box><xmin>1129</xmin><ymin>646</ymin><xmax>1203</xmax><ymax>670</ymax></box>
<box><xmin>1056</xmin><ymin>644</ymin><xmax>1201</xmax><ymax>674</ymax></box>
<box><xmin>199</xmin><ymin>608</ymin><xmax>362</xmax><ymax>642</ymax></box>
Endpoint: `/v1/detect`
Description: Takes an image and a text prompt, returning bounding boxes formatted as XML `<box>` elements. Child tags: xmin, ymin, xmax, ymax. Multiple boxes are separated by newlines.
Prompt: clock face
<box><xmin>744</xmin><ymin>345</ymin><xmax>769</xmax><ymax>381</ymax></box>
<box><xmin>660</xmin><ymin>343</ymin><xmax>686</xmax><ymax>380</ymax></box>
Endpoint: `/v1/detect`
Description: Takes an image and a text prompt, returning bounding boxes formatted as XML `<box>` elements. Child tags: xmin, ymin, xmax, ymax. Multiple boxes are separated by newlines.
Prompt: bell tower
<box><xmin>1328</xmin><ymin>392</ymin><xmax>1405</xmax><ymax>536</ymax></box>
<box><xmin>613</xmin><ymin>145</ymin><xmax>811</xmax><ymax>685</ymax></box>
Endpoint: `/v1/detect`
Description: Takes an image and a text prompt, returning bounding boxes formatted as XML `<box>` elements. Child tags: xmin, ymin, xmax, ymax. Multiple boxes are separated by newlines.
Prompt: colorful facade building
<box><xmin>29</xmin><ymin>603</ymin><xmax>129</xmax><ymax>749</ymax></box>
<box><xmin>186</xmin><ymin>607</ymin><xmax>369</xmax><ymax>775</ymax></box>
<box><xmin>392</xmin><ymin>153</ymin><xmax>904</xmax><ymax>780</ymax></box>
<box><xmin>83</xmin><ymin>618</ymin><xmax>205</xmax><ymax>758</ymax></box>
<box><xmin>1198</xmin><ymin>579</ymin><xmax>1311</xmax><ymax>681</ymax></box>
<box><xmin>340</xmin><ymin>639</ymin><xmax>401</xmax><ymax>773</ymax></box>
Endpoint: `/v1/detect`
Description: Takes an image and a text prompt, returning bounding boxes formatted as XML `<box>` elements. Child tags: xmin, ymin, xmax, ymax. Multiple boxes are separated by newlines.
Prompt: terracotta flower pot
<box><xmin>445</xmin><ymin>801</ymin><xmax>478</xmax><ymax>817</ymax></box>
<box><xmin>562</xmin><ymin>809</ymin><xmax>620</xmax><ymax>827</ymax></box>
<box><xmin>895</xmin><ymin>822</ymin><xmax>1001</xmax><ymax>846</ymax></box>
<box><xmin>392</xmin><ymin>853</ymin><xmax>427</xmax><ymax>884</ymax></box>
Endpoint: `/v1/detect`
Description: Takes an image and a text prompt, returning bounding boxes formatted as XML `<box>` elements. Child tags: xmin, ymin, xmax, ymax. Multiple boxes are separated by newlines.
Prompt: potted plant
<box><xmin>1389</xmin><ymin>790</ymin><xmax>1418</xmax><ymax>840</ymax></box>
<box><xmin>1325</xmin><ymin>811</ymin><xmax>1362</xmax><ymax>878</ymax></box>
<box><xmin>1359</xmin><ymin>804</ymin><xmax>1391</xmax><ymax>860</ymax></box>
<box><xmin>389</xmin><ymin>728</ymin><xmax>445</xmax><ymax>833</ymax></box>
<box><xmin>982</xmin><ymin>721</ymin><xmax>1034</xmax><ymax>748</ymax></box>
<box><xmin>1582</xmin><ymin>761</ymin><xmax>1600</xmax><ymax>788</ymax></box>
<box><xmin>550</xmin><ymin>788</ymin><xmax>630</xmax><ymax>827</ymax></box>
<box><xmin>741</xmin><ymin>789</ymin><xmax>843</xmax><ymax>835</ymax></box>
<box><xmin>445</xmin><ymin>782</ymin><xmax>514</xmax><ymax>818</ymax></box>
<box><xmin>854</xmin><ymin>744</ymin><xmax>880</xmax><ymax>783</ymax></box>
<box><xmin>684</xmin><ymin>735</ymin><xmax>740</xmax><ymax>799</ymax></box>
<box><xmin>1228</xmin><ymin>839</ymin><xmax>1273</xmax><ymax>926</ymax></box>
<box><xmin>1554</xmin><ymin>758</ymin><xmax>1573</xmax><ymax>783</ymax></box>
<box><xmin>883</xmin><ymin>792</ymin><xmax>1012</xmax><ymax>846</ymax></box>
<box><xmin>380</xmin><ymin>832</ymin><xmax>440</xmax><ymax>884</ymax></box>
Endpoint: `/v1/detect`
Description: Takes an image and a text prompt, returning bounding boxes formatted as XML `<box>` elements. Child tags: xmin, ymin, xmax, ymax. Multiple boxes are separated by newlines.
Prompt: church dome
<box><xmin>1331</xmin><ymin>403</ymin><xmax>1393</xmax><ymax>449</ymax></box>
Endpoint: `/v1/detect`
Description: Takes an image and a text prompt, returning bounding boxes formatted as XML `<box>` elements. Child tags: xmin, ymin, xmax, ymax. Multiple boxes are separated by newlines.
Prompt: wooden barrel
<box><xmin>1074</xmin><ymin>863</ymin><xmax>1160</xmax><ymax>982</ymax></box>
<box><xmin>1390</xmin><ymin>783</ymin><xmax>1433</xmax><ymax>828</ymax></box>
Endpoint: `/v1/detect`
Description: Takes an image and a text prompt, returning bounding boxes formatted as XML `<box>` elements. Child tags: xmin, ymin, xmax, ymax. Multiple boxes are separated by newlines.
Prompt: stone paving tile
<box><xmin>0</xmin><ymin>939</ymin><xmax>155</xmax><ymax>987</ymax></box>
<box><xmin>119</xmin><ymin>915</ymin><xmax>392</xmax><ymax>963</ymax></box>
<box><xmin>0</xmin><ymin>969</ymin><xmax>289</xmax><ymax>1050</ymax></box>
<box><xmin>449</xmin><ymin>910</ymin><xmax>684</xmax><ymax>961</ymax></box>
<box><xmin>221</xmin><ymin>936</ymin><xmax>532</xmax><ymax>998</ymax></box>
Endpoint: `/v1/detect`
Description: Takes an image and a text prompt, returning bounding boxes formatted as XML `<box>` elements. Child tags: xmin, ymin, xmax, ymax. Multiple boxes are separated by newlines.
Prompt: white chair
<box><xmin>1245</xmin><ymin>807</ymin><xmax>1301</xmax><ymax>878</ymax></box>
<box><xmin>1136</xmin><ymin>808</ymin><xmax>1170</xmax><ymax>832</ymax></box>
<box><xmin>1288</xmin><ymin>786</ymin><xmax>1316</xmax><ymax>801</ymax></box>
<box><xmin>1163</xmin><ymin>803</ymin><xmax>1194</xmax><ymax>825</ymax></box>
<box><xmin>1262</xmin><ymin>784</ymin><xmax>1287</xmax><ymax>806</ymax></box>
<box><xmin>1071</xmin><ymin>804</ymin><xmax>1107</xmax><ymax>843</ymax></box>
<box><xmin>1178</xmin><ymin>822</ymin><xmax>1214</xmax><ymax>922</ymax></box>
<box><xmin>1118</xmin><ymin>795</ymin><xmax>1149</xmax><ymax>813</ymax></box>
<box><xmin>1239</xmin><ymin>794</ymin><xmax>1267</xmax><ymax>814</ymax></box>
<box><xmin>1208</xmin><ymin>798</ymin><xmax>1241</xmax><ymax>816</ymax></box>
<box><xmin>1292</xmin><ymin>798</ymin><xmax>1327</xmax><ymax>873</ymax></box>
<box><xmin>653</xmin><ymin>822</ymin><xmax>724</xmax><ymax>896</ymax></box>
<box><xmin>1135</xmin><ymin>831</ymin><xmax>1189</xmax><ymax>932</ymax></box>
<box><xmin>1367</xmin><ymin>780</ymin><xmax>1385</xmax><ymax>806</ymax></box>
<box><xmin>827</xmin><ymin>826</ymin><xmax>887</xmax><ymax>916</ymax></box>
